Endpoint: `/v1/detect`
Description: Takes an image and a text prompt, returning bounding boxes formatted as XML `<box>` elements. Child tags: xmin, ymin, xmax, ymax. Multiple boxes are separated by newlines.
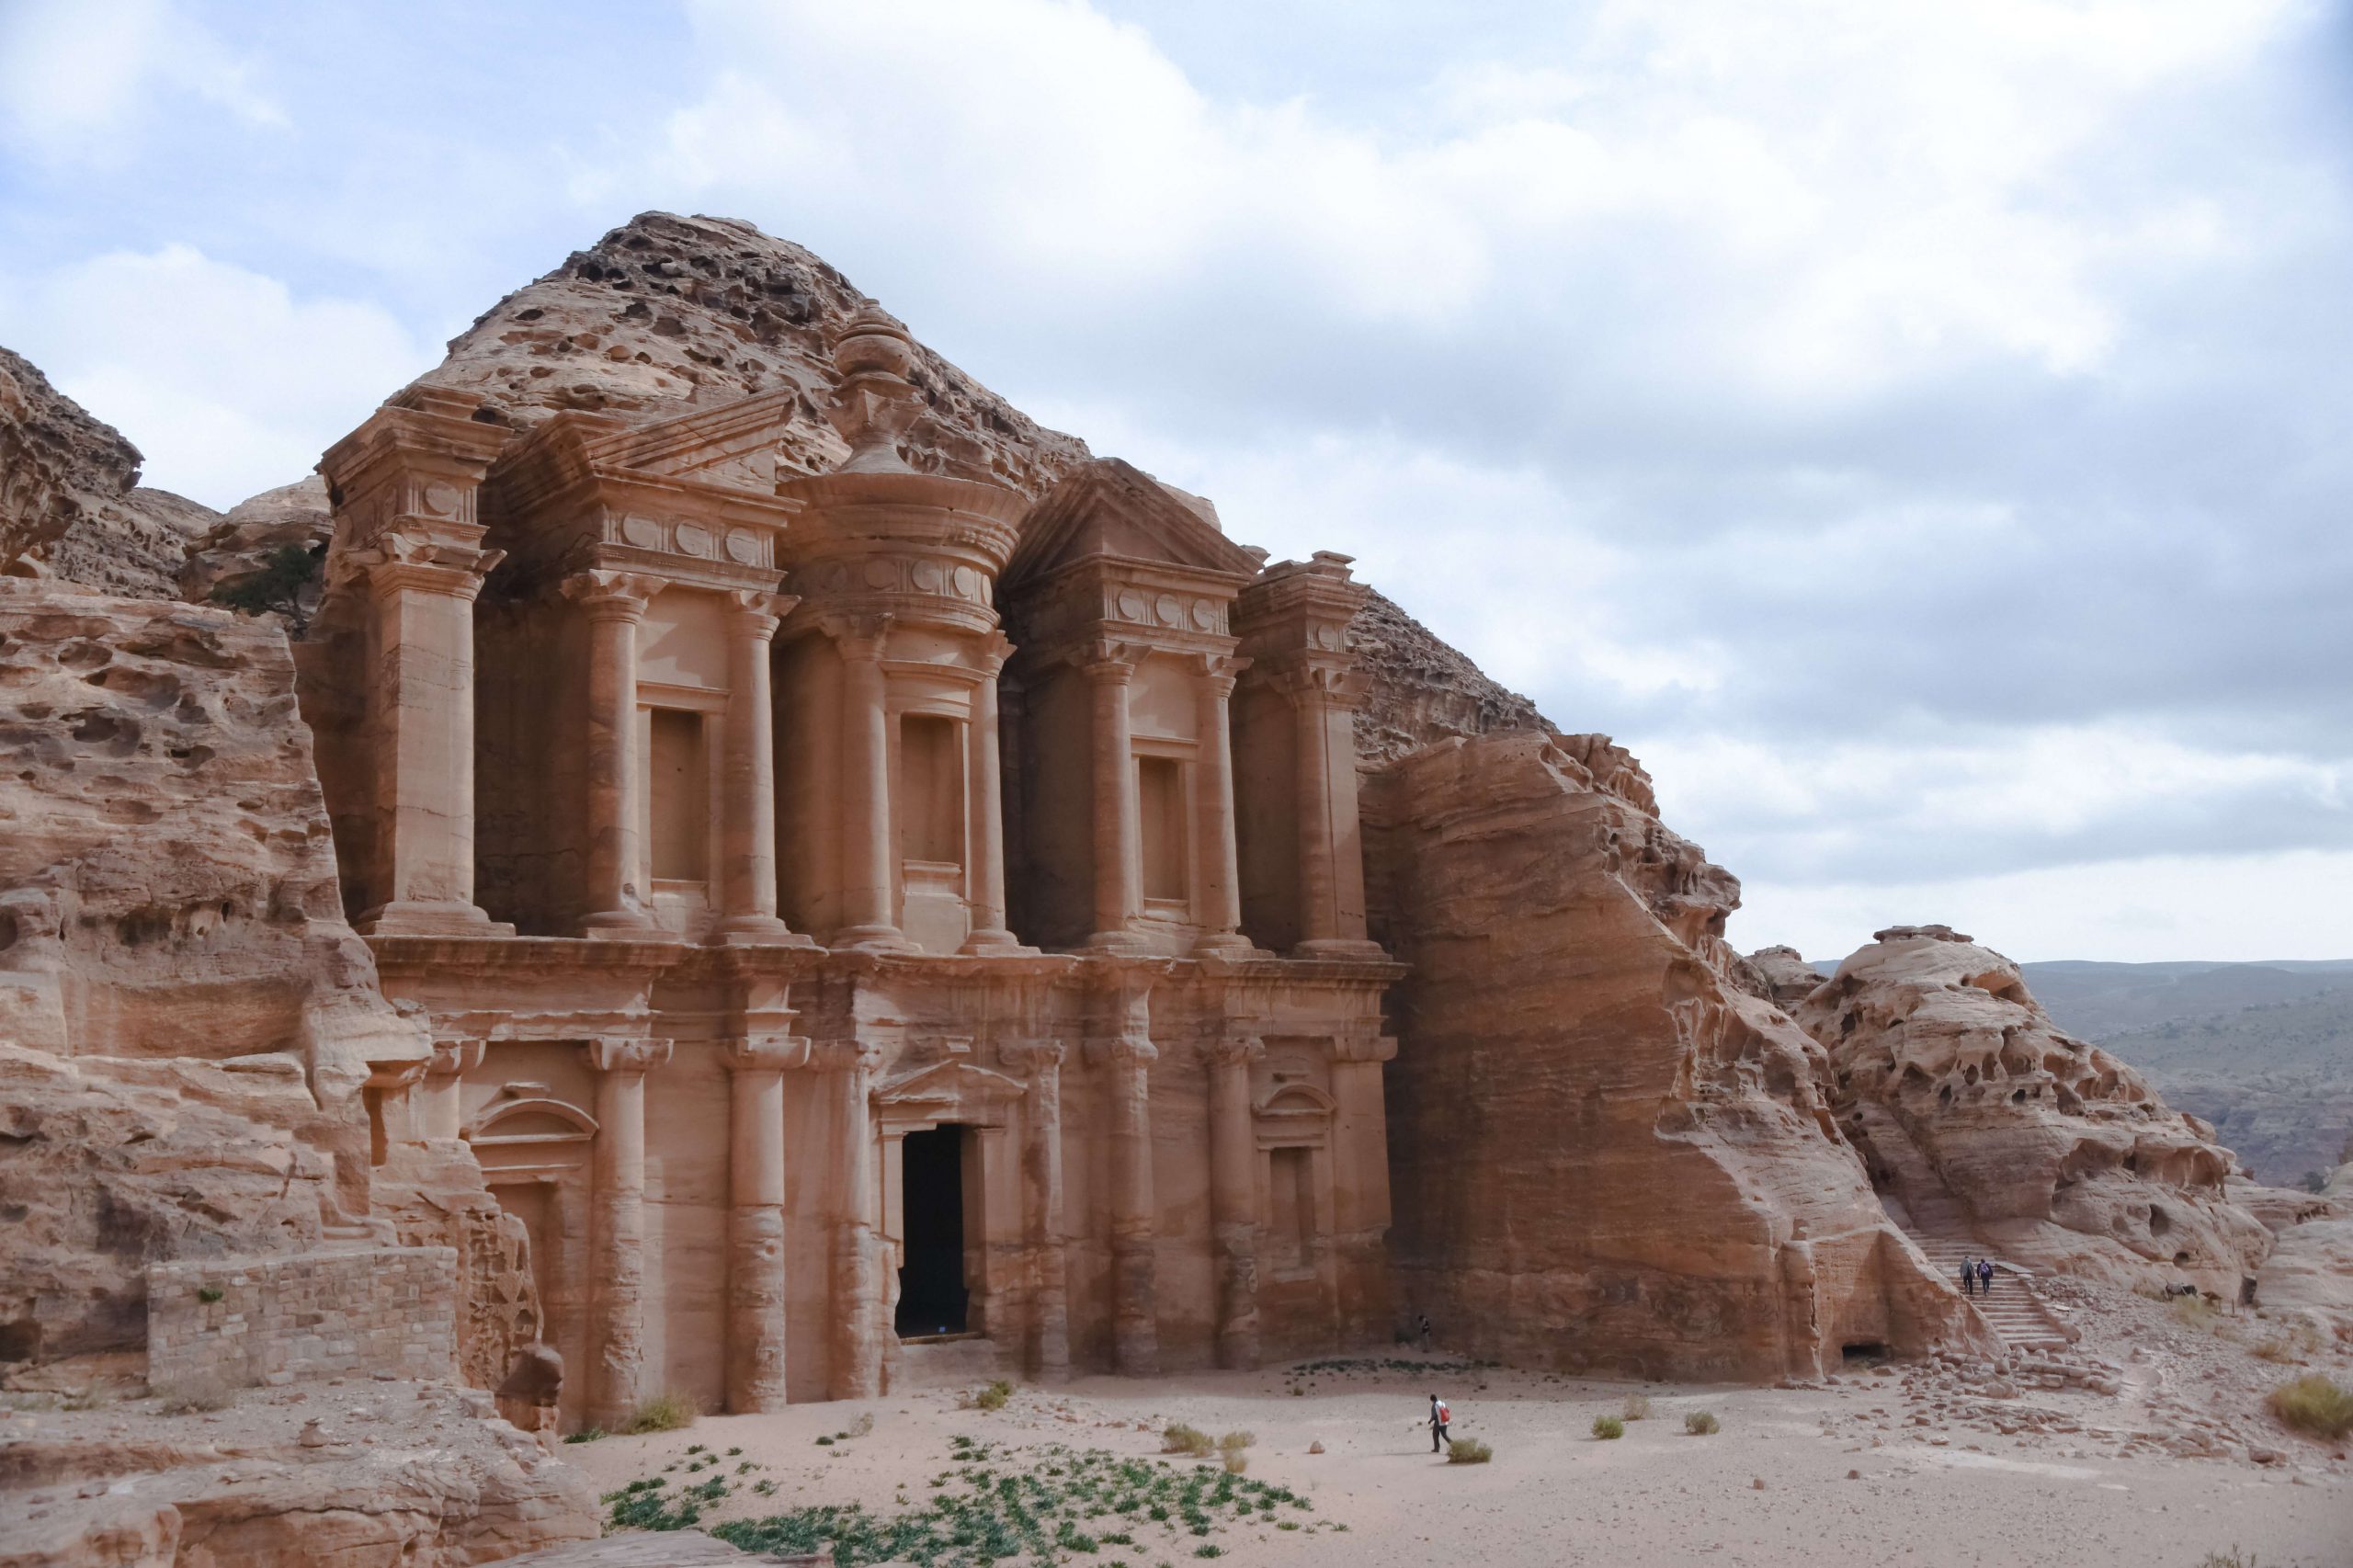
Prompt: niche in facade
<box><xmin>648</xmin><ymin>708</ymin><xmax>709</xmax><ymax>881</ymax></box>
<box><xmin>898</xmin><ymin>713</ymin><xmax>965</xmax><ymax>869</ymax></box>
<box><xmin>1137</xmin><ymin>754</ymin><xmax>1188</xmax><ymax>903</ymax></box>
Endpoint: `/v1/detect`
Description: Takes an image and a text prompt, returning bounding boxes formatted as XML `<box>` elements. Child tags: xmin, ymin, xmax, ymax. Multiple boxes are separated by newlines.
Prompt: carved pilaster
<box><xmin>1204</xmin><ymin>1030</ymin><xmax>1264</xmax><ymax>1367</ymax></box>
<box><xmin>582</xmin><ymin>1036</ymin><xmax>670</xmax><ymax>1426</ymax></box>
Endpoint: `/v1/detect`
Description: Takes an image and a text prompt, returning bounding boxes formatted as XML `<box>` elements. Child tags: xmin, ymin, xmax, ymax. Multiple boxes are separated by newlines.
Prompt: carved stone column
<box><xmin>723</xmin><ymin>1033</ymin><xmax>809</xmax><ymax>1412</ymax></box>
<box><xmin>355</xmin><ymin>543</ymin><xmax>509</xmax><ymax>936</ymax></box>
<box><xmin>1092</xmin><ymin>986</ymin><xmax>1159</xmax><ymax>1373</ymax></box>
<box><xmin>1083</xmin><ymin>646</ymin><xmax>1144</xmax><ymax>953</ymax></box>
<box><xmin>1283</xmin><ymin>665</ymin><xmax>1381</xmax><ymax>958</ymax></box>
<box><xmin>585</xmin><ymin>1036</ymin><xmax>670</xmax><ymax>1426</ymax></box>
<box><xmin>1205</xmin><ymin>1031</ymin><xmax>1264</xmax><ymax>1368</ymax></box>
<box><xmin>961</xmin><ymin>632</ymin><xmax>1026</xmax><ymax>953</ymax></box>
<box><xmin>1000</xmin><ymin>1038</ymin><xmax>1070</xmax><ymax>1379</ymax></box>
<box><xmin>1327</xmin><ymin>1028</ymin><xmax>1398</xmax><ymax>1344</ymax></box>
<box><xmin>825</xmin><ymin>615</ymin><xmax>908</xmax><ymax>949</ymax></box>
<box><xmin>718</xmin><ymin>590</ymin><xmax>802</xmax><ymax>944</ymax></box>
<box><xmin>1191</xmin><ymin>653</ymin><xmax>1253</xmax><ymax>957</ymax></box>
<box><xmin>417</xmin><ymin>1037</ymin><xmax>484</xmax><ymax>1141</ymax></box>
<box><xmin>824</xmin><ymin>1039</ymin><xmax>888</xmax><ymax>1398</ymax></box>
<box><xmin>564</xmin><ymin>572</ymin><xmax>664</xmax><ymax>937</ymax></box>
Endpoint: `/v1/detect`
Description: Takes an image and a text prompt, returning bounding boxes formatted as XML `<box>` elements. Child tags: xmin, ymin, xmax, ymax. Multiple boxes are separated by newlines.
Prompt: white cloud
<box><xmin>1738</xmin><ymin>847</ymin><xmax>2353</xmax><ymax>965</ymax></box>
<box><xmin>0</xmin><ymin>245</ymin><xmax>429</xmax><ymax>506</ymax></box>
<box><xmin>0</xmin><ymin>0</ymin><xmax>283</xmax><ymax>165</ymax></box>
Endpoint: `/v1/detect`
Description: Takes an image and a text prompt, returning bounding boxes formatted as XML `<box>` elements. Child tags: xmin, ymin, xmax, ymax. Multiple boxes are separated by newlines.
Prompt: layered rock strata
<box><xmin>1370</xmin><ymin>733</ymin><xmax>1980</xmax><ymax>1380</ymax></box>
<box><xmin>1792</xmin><ymin>926</ymin><xmax>2273</xmax><ymax>1293</ymax></box>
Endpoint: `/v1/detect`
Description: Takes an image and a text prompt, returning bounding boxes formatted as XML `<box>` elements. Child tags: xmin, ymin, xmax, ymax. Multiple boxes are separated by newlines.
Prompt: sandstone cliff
<box><xmin>1791</xmin><ymin>926</ymin><xmax>2274</xmax><ymax>1294</ymax></box>
<box><xmin>0</xmin><ymin>584</ymin><xmax>547</xmax><ymax>1381</ymax></box>
<box><xmin>0</xmin><ymin>347</ymin><xmax>218</xmax><ymax>597</ymax></box>
<box><xmin>1369</xmin><ymin>733</ymin><xmax>1981</xmax><ymax>1381</ymax></box>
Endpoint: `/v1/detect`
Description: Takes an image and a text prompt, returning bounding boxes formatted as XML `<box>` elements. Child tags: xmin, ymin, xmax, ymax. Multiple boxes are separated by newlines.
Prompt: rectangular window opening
<box><xmin>648</xmin><ymin>708</ymin><xmax>708</xmax><ymax>881</ymax></box>
<box><xmin>1138</xmin><ymin>755</ymin><xmax>1187</xmax><ymax>903</ymax></box>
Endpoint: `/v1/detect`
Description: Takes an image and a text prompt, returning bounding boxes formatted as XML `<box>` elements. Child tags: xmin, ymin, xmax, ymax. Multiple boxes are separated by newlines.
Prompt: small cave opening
<box><xmin>2149</xmin><ymin>1206</ymin><xmax>2173</xmax><ymax>1237</ymax></box>
<box><xmin>1841</xmin><ymin>1342</ymin><xmax>1890</xmax><ymax>1363</ymax></box>
<box><xmin>0</xmin><ymin>1319</ymin><xmax>41</xmax><ymax>1362</ymax></box>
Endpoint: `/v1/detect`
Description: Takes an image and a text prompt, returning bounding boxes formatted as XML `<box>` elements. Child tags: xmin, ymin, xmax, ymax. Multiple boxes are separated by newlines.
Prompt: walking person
<box><xmin>1978</xmin><ymin>1257</ymin><xmax>1995</xmax><ymax>1297</ymax></box>
<box><xmin>1428</xmin><ymin>1392</ymin><xmax>1451</xmax><ymax>1454</ymax></box>
<box><xmin>1959</xmin><ymin>1256</ymin><xmax>1974</xmax><ymax>1298</ymax></box>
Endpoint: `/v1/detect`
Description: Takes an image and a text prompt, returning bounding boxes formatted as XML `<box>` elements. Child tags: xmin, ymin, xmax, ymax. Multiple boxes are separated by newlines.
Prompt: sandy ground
<box><xmin>567</xmin><ymin>1350</ymin><xmax>2353</xmax><ymax>1568</ymax></box>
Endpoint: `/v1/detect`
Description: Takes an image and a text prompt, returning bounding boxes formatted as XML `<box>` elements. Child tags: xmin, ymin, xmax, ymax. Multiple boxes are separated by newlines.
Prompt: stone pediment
<box><xmin>872</xmin><ymin>1059</ymin><xmax>1029</xmax><ymax>1110</ymax></box>
<box><xmin>1005</xmin><ymin>459</ymin><xmax>1263</xmax><ymax>592</ymax></box>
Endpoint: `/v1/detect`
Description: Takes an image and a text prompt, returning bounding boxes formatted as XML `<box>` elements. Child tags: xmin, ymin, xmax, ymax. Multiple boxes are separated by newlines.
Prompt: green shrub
<box><xmin>196</xmin><ymin>1286</ymin><xmax>224</xmax><ymax>1305</ymax></box>
<box><xmin>1163</xmin><ymin>1422</ymin><xmax>1215</xmax><ymax>1457</ymax></box>
<box><xmin>815</xmin><ymin>1435</ymin><xmax>835</xmax><ymax>1446</ymax></box>
<box><xmin>1621</xmin><ymin>1392</ymin><xmax>1651</xmax><ymax>1421</ymax></box>
<box><xmin>1446</xmin><ymin>1437</ymin><xmax>1492</xmax><ymax>1464</ymax></box>
<box><xmin>1591</xmin><ymin>1415</ymin><xmax>1624</xmax><ymax>1439</ymax></box>
<box><xmin>624</xmin><ymin>1392</ymin><xmax>696</xmax><ymax>1434</ymax></box>
<box><xmin>2267</xmin><ymin>1374</ymin><xmax>2353</xmax><ymax>1440</ymax></box>
<box><xmin>1684</xmin><ymin>1410</ymin><xmax>1720</xmax><ymax>1436</ymax></box>
<box><xmin>562</xmin><ymin>1426</ymin><xmax>605</xmax><ymax>1444</ymax></box>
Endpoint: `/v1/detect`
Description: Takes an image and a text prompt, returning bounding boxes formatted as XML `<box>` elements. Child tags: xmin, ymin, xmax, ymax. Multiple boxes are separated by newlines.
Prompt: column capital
<box><xmin>562</xmin><ymin>568</ymin><xmax>660</xmax><ymax>622</ymax></box>
<box><xmin>816</xmin><ymin>610</ymin><xmax>894</xmax><ymax>663</ymax></box>
<box><xmin>1195</xmin><ymin>651</ymin><xmax>1250</xmax><ymax>698</ymax></box>
<box><xmin>426</xmin><ymin>1038</ymin><xmax>486</xmax><ymax>1081</ymax></box>
<box><xmin>975</xmin><ymin>629</ymin><xmax>1016</xmax><ymax>678</ymax></box>
<box><xmin>814</xmin><ymin>1037</ymin><xmax>890</xmax><ymax>1075</ymax></box>
<box><xmin>1076</xmin><ymin>637</ymin><xmax>1145</xmax><ymax>684</ymax></box>
<box><xmin>998</xmin><ymin>1037</ymin><xmax>1068</xmax><ymax>1074</ymax></box>
<box><xmin>364</xmin><ymin>1058</ymin><xmax>428</xmax><ymax>1094</ymax></box>
<box><xmin>360</xmin><ymin>533</ymin><xmax>506</xmax><ymax>602</ymax></box>
<box><xmin>584</xmin><ymin>1037</ymin><xmax>673</xmax><ymax>1074</ymax></box>
<box><xmin>1330</xmin><ymin>1029</ymin><xmax>1399</xmax><ymax>1064</ymax></box>
<box><xmin>1203</xmin><ymin>1031</ymin><xmax>1264</xmax><ymax>1070</ymax></box>
<box><xmin>1086</xmin><ymin>1034</ymin><xmax>1159</xmax><ymax>1070</ymax></box>
<box><xmin>724</xmin><ymin>588</ymin><xmax>799</xmax><ymax>638</ymax></box>
<box><xmin>722</xmin><ymin>1034</ymin><xmax>813</xmax><ymax>1074</ymax></box>
<box><xmin>1270</xmin><ymin>659</ymin><xmax>1370</xmax><ymax>710</ymax></box>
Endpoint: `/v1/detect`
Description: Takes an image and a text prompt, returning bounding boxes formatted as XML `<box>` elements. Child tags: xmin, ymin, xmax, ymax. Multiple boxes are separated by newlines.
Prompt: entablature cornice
<box><xmin>776</xmin><ymin>470</ymin><xmax>1027</xmax><ymax>573</ymax></box>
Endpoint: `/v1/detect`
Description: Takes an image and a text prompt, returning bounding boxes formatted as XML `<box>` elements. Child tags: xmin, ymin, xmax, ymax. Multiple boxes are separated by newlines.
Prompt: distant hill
<box><xmin>2018</xmin><ymin>960</ymin><xmax>2353</xmax><ymax>1187</ymax></box>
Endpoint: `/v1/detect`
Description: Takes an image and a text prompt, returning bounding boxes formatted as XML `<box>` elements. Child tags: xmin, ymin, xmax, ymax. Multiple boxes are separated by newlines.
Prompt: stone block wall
<box><xmin>147</xmin><ymin>1245</ymin><xmax>458</xmax><ymax>1391</ymax></box>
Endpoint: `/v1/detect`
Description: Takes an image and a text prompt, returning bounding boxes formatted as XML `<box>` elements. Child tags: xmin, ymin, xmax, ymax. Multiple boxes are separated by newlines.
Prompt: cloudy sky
<box><xmin>3</xmin><ymin>0</ymin><xmax>2347</xmax><ymax>963</ymax></box>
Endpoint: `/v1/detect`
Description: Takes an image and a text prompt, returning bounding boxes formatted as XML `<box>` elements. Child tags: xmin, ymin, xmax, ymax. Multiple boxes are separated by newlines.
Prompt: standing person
<box><xmin>1959</xmin><ymin>1257</ymin><xmax>1975</xmax><ymax>1298</ymax></box>
<box><xmin>1417</xmin><ymin>1313</ymin><xmax>1434</xmax><ymax>1352</ymax></box>
<box><xmin>1428</xmin><ymin>1392</ymin><xmax>1451</xmax><ymax>1454</ymax></box>
<box><xmin>1978</xmin><ymin>1257</ymin><xmax>1995</xmax><ymax>1297</ymax></box>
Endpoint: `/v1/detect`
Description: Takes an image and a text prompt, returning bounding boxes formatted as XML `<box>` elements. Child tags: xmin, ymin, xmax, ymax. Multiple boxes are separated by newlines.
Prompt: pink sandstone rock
<box><xmin>1793</xmin><ymin>926</ymin><xmax>2273</xmax><ymax>1294</ymax></box>
<box><xmin>1370</xmin><ymin>733</ymin><xmax>1984</xmax><ymax>1380</ymax></box>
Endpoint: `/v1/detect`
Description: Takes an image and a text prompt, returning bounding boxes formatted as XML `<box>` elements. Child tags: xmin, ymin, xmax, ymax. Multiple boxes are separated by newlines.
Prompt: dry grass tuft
<box><xmin>624</xmin><ymin>1391</ymin><xmax>697</xmax><ymax>1434</ymax></box>
<box><xmin>1591</xmin><ymin>1415</ymin><xmax>1624</xmax><ymax>1439</ymax></box>
<box><xmin>1621</xmin><ymin>1392</ymin><xmax>1651</xmax><ymax>1421</ymax></box>
<box><xmin>1162</xmin><ymin>1422</ymin><xmax>1215</xmax><ymax>1458</ymax></box>
<box><xmin>2266</xmin><ymin>1374</ymin><xmax>2353</xmax><ymax>1441</ymax></box>
<box><xmin>1446</xmin><ymin>1437</ymin><xmax>1492</xmax><ymax>1464</ymax></box>
<box><xmin>1684</xmin><ymin>1410</ymin><xmax>1721</xmax><ymax>1436</ymax></box>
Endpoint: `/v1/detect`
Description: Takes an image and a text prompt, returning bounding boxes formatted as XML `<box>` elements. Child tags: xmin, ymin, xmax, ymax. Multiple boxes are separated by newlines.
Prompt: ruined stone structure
<box><xmin>295</xmin><ymin>306</ymin><xmax>1400</xmax><ymax>1425</ymax></box>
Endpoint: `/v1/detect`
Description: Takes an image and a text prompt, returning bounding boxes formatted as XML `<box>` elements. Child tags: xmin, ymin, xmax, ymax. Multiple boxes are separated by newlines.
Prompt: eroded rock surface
<box><xmin>1795</xmin><ymin>926</ymin><xmax>2273</xmax><ymax>1293</ymax></box>
<box><xmin>1347</xmin><ymin>588</ymin><xmax>1550</xmax><ymax>765</ymax></box>
<box><xmin>0</xmin><ymin>1381</ymin><xmax>597</xmax><ymax>1567</ymax></box>
<box><xmin>0</xmin><ymin>347</ymin><xmax>217</xmax><ymax>598</ymax></box>
<box><xmin>1370</xmin><ymin>733</ymin><xmax>1981</xmax><ymax>1381</ymax></box>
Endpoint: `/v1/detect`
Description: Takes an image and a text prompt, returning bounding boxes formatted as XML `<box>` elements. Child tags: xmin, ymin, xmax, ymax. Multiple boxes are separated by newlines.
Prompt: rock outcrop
<box><xmin>0</xmin><ymin>347</ymin><xmax>217</xmax><ymax>597</ymax></box>
<box><xmin>1794</xmin><ymin>926</ymin><xmax>2273</xmax><ymax>1294</ymax></box>
<box><xmin>1347</xmin><ymin>588</ymin><xmax>1550</xmax><ymax>766</ymax></box>
<box><xmin>176</xmin><ymin>477</ymin><xmax>334</xmax><ymax>618</ymax></box>
<box><xmin>415</xmin><ymin>210</ymin><xmax>1092</xmax><ymax>499</ymax></box>
<box><xmin>1370</xmin><ymin>733</ymin><xmax>1981</xmax><ymax>1380</ymax></box>
<box><xmin>0</xmin><ymin>1381</ymin><xmax>597</xmax><ymax>1567</ymax></box>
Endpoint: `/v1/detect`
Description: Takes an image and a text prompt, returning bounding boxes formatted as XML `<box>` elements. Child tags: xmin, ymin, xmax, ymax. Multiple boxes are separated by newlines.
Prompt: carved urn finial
<box><xmin>827</xmin><ymin>303</ymin><xmax>923</xmax><ymax>474</ymax></box>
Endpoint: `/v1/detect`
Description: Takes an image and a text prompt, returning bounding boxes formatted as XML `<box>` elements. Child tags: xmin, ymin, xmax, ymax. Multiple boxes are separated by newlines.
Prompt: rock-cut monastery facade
<box><xmin>300</xmin><ymin>308</ymin><xmax>1400</xmax><ymax>1426</ymax></box>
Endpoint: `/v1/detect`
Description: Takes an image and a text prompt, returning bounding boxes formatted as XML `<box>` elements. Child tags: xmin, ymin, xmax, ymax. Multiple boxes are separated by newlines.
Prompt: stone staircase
<box><xmin>1904</xmin><ymin>1230</ymin><xmax>2071</xmax><ymax>1352</ymax></box>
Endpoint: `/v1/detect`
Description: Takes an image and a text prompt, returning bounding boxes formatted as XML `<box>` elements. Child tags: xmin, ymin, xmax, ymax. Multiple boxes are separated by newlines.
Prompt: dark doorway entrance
<box><xmin>896</xmin><ymin>1125</ymin><xmax>970</xmax><ymax>1337</ymax></box>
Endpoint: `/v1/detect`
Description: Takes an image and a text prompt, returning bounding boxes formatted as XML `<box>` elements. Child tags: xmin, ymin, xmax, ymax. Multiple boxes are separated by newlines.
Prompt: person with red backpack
<box><xmin>1429</xmin><ymin>1392</ymin><xmax>1451</xmax><ymax>1453</ymax></box>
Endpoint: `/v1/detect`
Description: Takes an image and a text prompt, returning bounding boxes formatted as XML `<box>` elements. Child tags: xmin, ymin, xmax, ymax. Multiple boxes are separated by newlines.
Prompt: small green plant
<box><xmin>1163</xmin><ymin>1422</ymin><xmax>1215</xmax><ymax>1457</ymax></box>
<box><xmin>1446</xmin><ymin>1437</ymin><xmax>1492</xmax><ymax>1463</ymax></box>
<box><xmin>1591</xmin><ymin>1415</ymin><xmax>1624</xmax><ymax>1439</ymax></box>
<box><xmin>815</xmin><ymin>1435</ymin><xmax>835</xmax><ymax>1446</ymax></box>
<box><xmin>195</xmin><ymin>1285</ymin><xmax>224</xmax><ymax>1304</ymax></box>
<box><xmin>972</xmin><ymin>1379</ymin><xmax>1014</xmax><ymax>1411</ymax></box>
<box><xmin>2267</xmin><ymin>1374</ymin><xmax>2353</xmax><ymax>1440</ymax></box>
<box><xmin>210</xmin><ymin>544</ymin><xmax>324</xmax><ymax>634</ymax></box>
<box><xmin>624</xmin><ymin>1391</ymin><xmax>696</xmax><ymax>1434</ymax></box>
<box><xmin>562</xmin><ymin>1425</ymin><xmax>605</xmax><ymax>1444</ymax></box>
<box><xmin>2198</xmin><ymin>1549</ymin><xmax>2260</xmax><ymax>1568</ymax></box>
<box><xmin>1621</xmin><ymin>1392</ymin><xmax>1651</xmax><ymax>1421</ymax></box>
<box><xmin>1685</xmin><ymin>1410</ymin><xmax>1720</xmax><ymax>1436</ymax></box>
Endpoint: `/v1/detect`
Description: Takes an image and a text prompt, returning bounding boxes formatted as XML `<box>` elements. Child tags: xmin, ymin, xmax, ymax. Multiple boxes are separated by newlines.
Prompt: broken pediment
<box><xmin>872</xmin><ymin>1058</ymin><xmax>1030</xmax><ymax>1117</ymax></box>
<box><xmin>1004</xmin><ymin>458</ymin><xmax>1263</xmax><ymax>591</ymax></box>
